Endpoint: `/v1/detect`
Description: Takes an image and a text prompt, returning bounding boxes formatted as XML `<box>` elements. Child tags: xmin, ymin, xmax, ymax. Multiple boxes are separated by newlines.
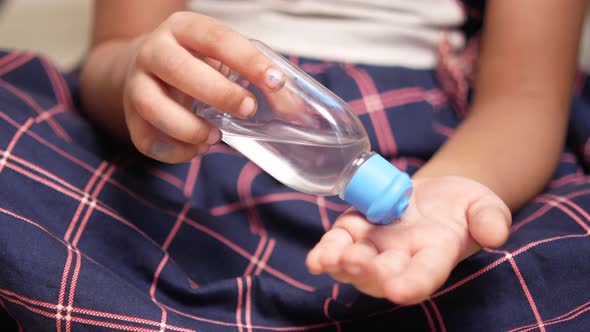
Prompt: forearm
<box><xmin>80</xmin><ymin>0</ymin><xmax>186</xmax><ymax>139</ymax></box>
<box><xmin>414</xmin><ymin>0</ymin><xmax>585</xmax><ymax>212</ymax></box>
<box><xmin>414</xmin><ymin>97</ymin><xmax>568</xmax><ymax>211</ymax></box>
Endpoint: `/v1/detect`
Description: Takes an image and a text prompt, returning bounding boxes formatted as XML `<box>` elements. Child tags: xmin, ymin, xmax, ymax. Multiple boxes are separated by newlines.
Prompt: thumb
<box><xmin>466</xmin><ymin>194</ymin><xmax>512</xmax><ymax>248</ymax></box>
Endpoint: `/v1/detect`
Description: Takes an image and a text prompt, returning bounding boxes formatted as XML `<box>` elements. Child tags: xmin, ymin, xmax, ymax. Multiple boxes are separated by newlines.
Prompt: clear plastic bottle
<box><xmin>195</xmin><ymin>40</ymin><xmax>412</xmax><ymax>224</ymax></box>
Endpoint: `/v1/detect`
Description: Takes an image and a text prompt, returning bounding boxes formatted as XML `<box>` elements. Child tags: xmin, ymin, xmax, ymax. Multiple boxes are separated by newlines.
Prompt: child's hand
<box><xmin>306</xmin><ymin>176</ymin><xmax>511</xmax><ymax>305</ymax></box>
<box><xmin>122</xmin><ymin>12</ymin><xmax>283</xmax><ymax>163</ymax></box>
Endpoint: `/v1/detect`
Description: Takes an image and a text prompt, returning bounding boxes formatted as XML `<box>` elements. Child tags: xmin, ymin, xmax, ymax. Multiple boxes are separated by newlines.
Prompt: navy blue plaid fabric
<box><xmin>1</xmin><ymin>49</ymin><xmax>590</xmax><ymax>331</ymax></box>
<box><xmin>2</xmin><ymin>2</ymin><xmax>590</xmax><ymax>329</ymax></box>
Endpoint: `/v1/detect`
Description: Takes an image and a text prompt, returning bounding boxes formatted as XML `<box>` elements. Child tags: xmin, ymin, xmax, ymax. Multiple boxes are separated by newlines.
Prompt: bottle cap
<box><xmin>342</xmin><ymin>154</ymin><xmax>413</xmax><ymax>225</ymax></box>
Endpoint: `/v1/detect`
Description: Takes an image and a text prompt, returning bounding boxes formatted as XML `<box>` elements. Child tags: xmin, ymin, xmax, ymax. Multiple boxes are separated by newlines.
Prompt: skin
<box><xmin>80</xmin><ymin>0</ymin><xmax>587</xmax><ymax>305</ymax></box>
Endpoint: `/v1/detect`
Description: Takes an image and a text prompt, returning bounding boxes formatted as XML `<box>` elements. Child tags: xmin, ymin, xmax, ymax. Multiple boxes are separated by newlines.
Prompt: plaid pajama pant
<box><xmin>2</xmin><ymin>4</ymin><xmax>590</xmax><ymax>332</ymax></box>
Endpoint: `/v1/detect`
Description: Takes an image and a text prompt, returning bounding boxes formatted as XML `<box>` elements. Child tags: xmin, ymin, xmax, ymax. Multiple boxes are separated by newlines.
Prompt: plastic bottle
<box><xmin>194</xmin><ymin>40</ymin><xmax>412</xmax><ymax>225</ymax></box>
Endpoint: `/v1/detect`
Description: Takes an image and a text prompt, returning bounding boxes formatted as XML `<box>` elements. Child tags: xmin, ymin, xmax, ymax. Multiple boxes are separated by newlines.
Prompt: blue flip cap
<box><xmin>342</xmin><ymin>154</ymin><xmax>413</xmax><ymax>225</ymax></box>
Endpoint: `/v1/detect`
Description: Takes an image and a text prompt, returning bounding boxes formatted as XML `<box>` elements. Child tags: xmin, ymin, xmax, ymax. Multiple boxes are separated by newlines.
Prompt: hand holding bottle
<box><xmin>121</xmin><ymin>12</ymin><xmax>284</xmax><ymax>163</ymax></box>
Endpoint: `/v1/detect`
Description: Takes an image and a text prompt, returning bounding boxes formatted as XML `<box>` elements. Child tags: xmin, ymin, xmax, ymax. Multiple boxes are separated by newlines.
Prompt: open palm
<box><xmin>306</xmin><ymin>176</ymin><xmax>511</xmax><ymax>305</ymax></box>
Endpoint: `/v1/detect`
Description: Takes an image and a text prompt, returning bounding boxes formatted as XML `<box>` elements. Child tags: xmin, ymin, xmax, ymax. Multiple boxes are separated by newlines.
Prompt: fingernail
<box><xmin>206</xmin><ymin>128</ymin><xmax>221</xmax><ymax>145</ymax></box>
<box><xmin>148</xmin><ymin>140</ymin><xmax>171</xmax><ymax>159</ymax></box>
<box><xmin>264</xmin><ymin>67</ymin><xmax>284</xmax><ymax>90</ymax></box>
<box><xmin>239</xmin><ymin>96</ymin><xmax>256</xmax><ymax>118</ymax></box>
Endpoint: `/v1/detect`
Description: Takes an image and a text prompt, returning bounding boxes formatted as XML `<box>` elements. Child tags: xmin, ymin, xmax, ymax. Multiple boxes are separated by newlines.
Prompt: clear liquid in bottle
<box><xmin>194</xmin><ymin>40</ymin><xmax>412</xmax><ymax>224</ymax></box>
<box><xmin>219</xmin><ymin>119</ymin><xmax>370</xmax><ymax>195</ymax></box>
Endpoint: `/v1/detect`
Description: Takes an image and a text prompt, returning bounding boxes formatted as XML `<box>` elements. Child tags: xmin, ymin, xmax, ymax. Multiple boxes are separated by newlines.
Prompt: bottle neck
<box><xmin>336</xmin><ymin>151</ymin><xmax>375</xmax><ymax>198</ymax></box>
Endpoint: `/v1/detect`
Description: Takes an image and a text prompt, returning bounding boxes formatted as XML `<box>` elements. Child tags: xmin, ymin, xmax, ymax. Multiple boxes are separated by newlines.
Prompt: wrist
<box><xmin>80</xmin><ymin>36</ymin><xmax>147</xmax><ymax>139</ymax></box>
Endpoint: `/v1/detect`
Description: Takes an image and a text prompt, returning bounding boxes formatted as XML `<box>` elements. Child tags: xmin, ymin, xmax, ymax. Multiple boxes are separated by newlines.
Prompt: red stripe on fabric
<box><xmin>2</xmin><ymin>151</ymin><xmax>166</xmax><ymax>255</ymax></box>
<box><xmin>163</xmin><ymin>202</ymin><xmax>191</xmax><ymax>251</ymax></box>
<box><xmin>0</xmin><ymin>118</ymin><xmax>33</xmax><ymax>173</ymax></box>
<box><xmin>344</xmin><ymin>65</ymin><xmax>397</xmax><ymax>156</ymax></box>
<box><xmin>210</xmin><ymin>192</ymin><xmax>348</xmax><ymax>216</ymax></box>
<box><xmin>0</xmin><ymin>214</ymin><xmax>196</xmax><ymax>331</ymax></box>
<box><xmin>550</xmin><ymin>174</ymin><xmax>585</xmax><ymax>188</ymax></box>
<box><xmin>244</xmin><ymin>235</ymin><xmax>267</xmax><ymax>276</ymax></box>
<box><xmin>347</xmin><ymin>88</ymin><xmax>446</xmax><ymax>114</ymax></box>
<box><xmin>4</xmin><ymin>158</ymin><xmax>338</xmax><ymax>292</ymax></box>
<box><xmin>0</xmin><ymin>112</ymin><xmax>95</xmax><ymax>171</ymax></box>
<box><xmin>148</xmin><ymin>167</ymin><xmax>184</xmax><ymax>190</ymax></box>
<box><xmin>510</xmin><ymin>204</ymin><xmax>554</xmax><ymax>234</ymax></box>
<box><xmin>556</xmin><ymin>196</ymin><xmax>590</xmax><ymax>229</ymax></box>
<box><xmin>507</xmin><ymin>255</ymin><xmax>545</xmax><ymax>332</ymax></box>
<box><xmin>432</xmin><ymin>256</ymin><xmax>506</xmax><ymax>298</ymax></box>
<box><xmin>514</xmin><ymin>187</ymin><xmax>590</xmax><ymax>233</ymax></box>
<box><xmin>428</xmin><ymin>299</ymin><xmax>447</xmax><ymax>332</ymax></box>
<box><xmin>150</xmin><ymin>203</ymin><xmax>193</xmax><ymax>332</ymax></box>
<box><xmin>420</xmin><ymin>302</ymin><xmax>437</xmax><ymax>332</ymax></box>
<box><xmin>10</xmin><ymin>158</ymin><xmax>163</xmax><ymax>252</ymax></box>
<box><xmin>509</xmin><ymin>301</ymin><xmax>590</xmax><ymax>332</ymax></box>
<box><xmin>0</xmin><ymin>294</ymin><xmax>59</xmax><ymax>322</ymax></box>
<box><xmin>0</xmin><ymin>79</ymin><xmax>71</xmax><ymax>141</ymax></box>
<box><xmin>0</xmin><ymin>53</ymin><xmax>35</xmax><ymax>76</ymax></box>
<box><xmin>254</xmin><ymin>239</ymin><xmax>275</xmax><ymax>276</ymax></box>
<box><xmin>35</xmin><ymin>104</ymin><xmax>66</xmax><ymax>124</ymax></box>
<box><xmin>238</xmin><ymin>162</ymin><xmax>265</xmax><ymax>234</ymax></box>
<box><xmin>0</xmin><ymin>50</ymin><xmax>23</xmax><ymax>68</ymax></box>
<box><xmin>184</xmin><ymin>157</ymin><xmax>202</xmax><ymax>197</ymax></box>
<box><xmin>433</xmin><ymin>123</ymin><xmax>455</xmax><ymax>137</ymax></box>
<box><xmin>536</xmin><ymin>197</ymin><xmax>590</xmax><ymax>232</ymax></box>
<box><xmin>57</xmin><ymin>247</ymin><xmax>73</xmax><ymax>332</ymax></box>
<box><xmin>435</xmin><ymin>231</ymin><xmax>590</xmax><ymax>300</ymax></box>
<box><xmin>151</xmin><ymin>253</ymin><xmax>170</xmax><ymax>331</ymax></box>
<box><xmin>66</xmin><ymin>251</ymin><xmax>83</xmax><ymax>332</ymax></box>
<box><xmin>0</xmin><ymin>289</ymin><xmax>56</xmax><ymax>309</ymax></box>
<box><xmin>65</xmin><ymin>162</ymin><xmax>108</xmax><ymax>241</ymax></box>
<box><xmin>5</xmin><ymin>161</ymin><xmax>83</xmax><ymax>201</ymax></box>
<box><xmin>245</xmin><ymin>276</ymin><xmax>253</xmax><ymax>332</ymax></box>
<box><xmin>75</xmin><ymin>307</ymin><xmax>194</xmax><ymax>332</ymax></box>
<box><xmin>0</xmin><ymin>288</ymin><xmax>193</xmax><ymax>331</ymax></box>
<box><xmin>299</xmin><ymin>62</ymin><xmax>334</xmax><ymax>75</ymax></box>
<box><xmin>317</xmin><ymin>196</ymin><xmax>331</xmax><ymax>232</ymax></box>
<box><xmin>236</xmin><ymin>278</ymin><xmax>244</xmax><ymax>332</ymax></box>
<box><xmin>68</xmin><ymin>316</ymin><xmax>164</xmax><ymax>332</ymax></box>
<box><xmin>72</xmin><ymin>199</ymin><xmax>96</xmax><ymax>247</ymax></box>
<box><xmin>322</xmin><ymin>284</ymin><xmax>342</xmax><ymax>332</ymax></box>
<box><xmin>40</xmin><ymin>57</ymin><xmax>73</xmax><ymax>108</ymax></box>
<box><xmin>71</xmin><ymin>166</ymin><xmax>114</xmax><ymax>246</ymax></box>
<box><xmin>164</xmin><ymin>302</ymin><xmax>342</xmax><ymax>331</ymax></box>
<box><xmin>182</xmin><ymin>217</ymin><xmax>316</xmax><ymax>292</ymax></box>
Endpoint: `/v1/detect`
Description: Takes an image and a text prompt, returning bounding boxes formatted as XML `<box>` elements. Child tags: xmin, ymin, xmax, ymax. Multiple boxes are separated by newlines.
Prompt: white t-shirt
<box><xmin>189</xmin><ymin>0</ymin><xmax>465</xmax><ymax>68</ymax></box>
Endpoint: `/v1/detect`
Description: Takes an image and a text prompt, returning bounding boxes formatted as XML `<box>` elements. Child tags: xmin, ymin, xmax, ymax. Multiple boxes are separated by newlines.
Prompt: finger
<box><xmin>166</xmin><ymin>85</ymin><xmax>197</xmax><ymax>110</ymax></box>
<box><xmin>306</xmin><ymin>228</ymin><xmax>353</xmax><ymax>275</ymax></box>
<box><xmin>383</xmin><ymin>247</ymin><xmax>459</xmax><ymax>305</ymax></box>
<box><xmin>166</xmin><ymin>12</ymin><xmax>285</xmax><ymax>91</ymax></box>
<box><xmin>125</xmin><ymin>105</ymin><xmax>206</xmax><ymax>163</ymax></box>
<box><xmin>467</xmin><ymin>194</ymin><xmax>512</xmax><ymax>248</ymax></box>
<box><xmin>332</xmin><ymin>210</ymin><xmax>378</xmax><ymax>242</ymax></box>
<box><xmin>338</xmin><ymin>240</ymin><xmax>380</xmax><ymax>297</ymax></box>
<box><xmin>262</xmin><ymin>84</ymin><xmax>309</xmax><ymax>121</ymax></box>
<box><xmin>339</xmin><ymin>240</ymin><xmax>379</xmax><ymax>276</ymax></box>
<box><xmin>125</xmin><ymin>71</ymin><xmax>220</xmax><ymax>145</ymax></box>
<box><xmin>351</xmin><ymin>249</ymin><xmax>411</xmax><ymax>299</ymax></box>
<box><xmin>138</xmin><ymin>38</ymin><xmax>258</xmax><ymax>118</ymax></box>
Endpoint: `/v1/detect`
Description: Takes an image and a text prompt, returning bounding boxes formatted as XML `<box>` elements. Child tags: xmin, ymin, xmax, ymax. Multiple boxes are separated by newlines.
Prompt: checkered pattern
<box><xmin>2</xmin><ymin>4</ymin><xmax>590</xmax><ymax>331</ymax></box>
